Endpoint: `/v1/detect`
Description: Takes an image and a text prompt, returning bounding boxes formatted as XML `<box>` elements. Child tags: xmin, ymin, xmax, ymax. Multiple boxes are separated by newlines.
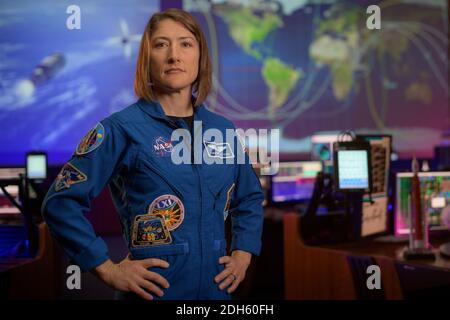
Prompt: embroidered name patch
<box><xmin>152</xmin><ymin>136</ymin><xmax>173</xmax><ymax>157</ymax></box>
<box><xmin>54</xmin><ymin>163</ymin><xmax>87</xmax><ymax>192</ymax></box>
<box><xmin>76</xmin><ymin>123</ymin><xmax>105</xmax><ymax>155</ymax></box>
<box><xmin>204</xmin><ymin>141</ymin><xmax>234</xmax><ymax>159</ymax></box>
<box><xmin>132</xmin><ymin>214</ymin><xmax>172</xmax><ymax>247</ymax></box>
<box><xmin>147</xmin><ymin>194</ymin><xmax>185</xmax><ymax>231</ymax></box>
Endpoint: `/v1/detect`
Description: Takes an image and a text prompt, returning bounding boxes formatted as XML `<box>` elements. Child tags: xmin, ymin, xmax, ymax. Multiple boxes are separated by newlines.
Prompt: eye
<box><xmin>182</xmin><ymin>41</ymin><xmax>193</xmax><ymax>48</ymax></box>
<box><xmin>154</xmin><ymin>42</ymin><xmax>168</xmax><ymax>48</ymax></box>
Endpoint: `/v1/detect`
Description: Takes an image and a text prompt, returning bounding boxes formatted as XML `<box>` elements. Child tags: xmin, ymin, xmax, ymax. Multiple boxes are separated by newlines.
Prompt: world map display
<box><xmin>185</xmin><ymin>0</ymin><xmax>449</xmax><ymax>156</ymax></box>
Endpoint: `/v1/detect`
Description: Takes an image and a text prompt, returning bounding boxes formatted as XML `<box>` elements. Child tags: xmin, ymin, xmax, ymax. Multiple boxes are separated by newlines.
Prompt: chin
<box><xmin>159</xmin><ymin>81</ymin><xmax>193</xmax><ymax>93</ymax></box>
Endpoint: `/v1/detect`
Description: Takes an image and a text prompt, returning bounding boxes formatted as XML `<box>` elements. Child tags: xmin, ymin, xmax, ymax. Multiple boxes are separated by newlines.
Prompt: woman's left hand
<box><xmin>214</xmin><ymin>250</ymin><xmax>252</xmax><ymax>294</ymax></box>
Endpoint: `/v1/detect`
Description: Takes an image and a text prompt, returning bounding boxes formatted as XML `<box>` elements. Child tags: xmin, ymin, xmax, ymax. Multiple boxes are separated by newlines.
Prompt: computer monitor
<box><xmin>0</xmin><ymin>185</ymin><xmax>20</xmax><ymax>215</ymax></box>
<box><xmin>395</xmin><ymin>171</ymin><xmax>450</xmax><ymax>236</ymax></box>
<box><xmin>333</xmin><ymin>140</ymin><xmax>372</xmax><ymax>192</ymax></box>
<box><xmin>0</xmin><ymin>168</ymin><xmax>24</xmax><ymax>217</ymax></box>
<box><xmin>26</xmin><ymin>152</ymin><xmax>47</xmax><ymax>180</ymax></box>
<box><xmin>267</xmin><ymin>161</ymin><xmax>323</xmax><ymax>203</ymax></box>
<box><xmin>336</xmin><ymin>150</ymin><xmax>370</xmax><ymax>190</ymax></box>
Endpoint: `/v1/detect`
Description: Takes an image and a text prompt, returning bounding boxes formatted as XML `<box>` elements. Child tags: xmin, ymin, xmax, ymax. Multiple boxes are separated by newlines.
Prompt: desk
<box><xmin>0</xmin><ymin>223</ymin><xmax>60</xmax><ymax>299</ymax></box>
<box><xmin>324</xmin><ymin>238</ymin><xmax>450</xmax><ymax>270</ymax></box>
<box><xmin>283</xmin><ymin>213</ymin><xmax>450</xmax><ymax>300</ymax></box>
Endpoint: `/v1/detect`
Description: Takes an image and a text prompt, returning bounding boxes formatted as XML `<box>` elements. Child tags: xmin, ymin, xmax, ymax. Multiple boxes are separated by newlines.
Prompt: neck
<box><xmin>154</xmin><ymin>88</ymin><xmax>194</xmax><ymax>117</ymax></box>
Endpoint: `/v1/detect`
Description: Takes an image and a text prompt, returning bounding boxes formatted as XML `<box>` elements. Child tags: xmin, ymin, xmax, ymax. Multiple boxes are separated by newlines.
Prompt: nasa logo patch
<box><xmin>152</xmin><ymin>136</ymin><xmax>173</xmax><ymax>157</ymax></box>
<box><xmin>147</xmin><ymin>194</ymin><xmax>185</xmax><ymax>231</ymax></box>
<box><xmin>76</xmin><ymin>123</ymin><xmax>105</xmax><ymax>155</ymax></box>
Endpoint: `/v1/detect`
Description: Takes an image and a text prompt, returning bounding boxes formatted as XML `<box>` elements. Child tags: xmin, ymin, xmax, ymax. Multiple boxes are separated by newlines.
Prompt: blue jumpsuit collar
<box><xmin>137</xmin><ymin>97</ymin><xmax>207</xmax><ymax>122</ymax></box>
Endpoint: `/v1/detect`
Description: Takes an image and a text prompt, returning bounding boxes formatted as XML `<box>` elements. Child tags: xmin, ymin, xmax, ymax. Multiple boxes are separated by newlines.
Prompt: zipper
<box><xmin>191</xmin><ymin>110</ymin><xmax>204</xmax><ymax>298</ymax></box>
<box><xmin>161</xmin><ymin>109</ymin><xmax>204</xmax><ymax>297</ymax></box>
<box><xmin>192</xmin><ymin>163</ymin><xmax>203</xmax><ymax>298</ymax></box>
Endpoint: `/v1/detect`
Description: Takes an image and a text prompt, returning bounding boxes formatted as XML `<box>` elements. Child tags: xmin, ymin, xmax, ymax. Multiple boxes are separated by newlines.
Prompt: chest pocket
<box><xmin>137</xmin><ymin>147</ymin><xmax>183</xmax><ymax>188</ymax></box>
<box><xmin>129</xmin><ymin>147</ymin><xmax>186</xmax><ymax>218</ymax></box>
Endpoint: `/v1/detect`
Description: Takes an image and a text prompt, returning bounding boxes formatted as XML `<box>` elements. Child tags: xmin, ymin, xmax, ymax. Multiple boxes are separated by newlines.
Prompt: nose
<box><xmin>167</xmin><ymin>44</ymin><xmax>180</xmax><ymax>64</ymax></box>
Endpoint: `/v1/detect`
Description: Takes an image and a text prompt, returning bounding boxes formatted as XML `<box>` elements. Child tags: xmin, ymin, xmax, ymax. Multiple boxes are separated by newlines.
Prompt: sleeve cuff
<box><xmin>72</xmin><ymin>237</ymin><xmax>110</xmax><ymax>272</ymax></box>
<box><xmin>231</xmin><ymin>237</ymin><xmax>261</xmax><ymax>256</ymax></box>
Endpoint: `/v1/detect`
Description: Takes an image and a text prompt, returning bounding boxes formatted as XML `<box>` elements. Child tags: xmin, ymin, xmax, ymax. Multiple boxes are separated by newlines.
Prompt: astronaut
<box><xmin>42</xmin><ymin>9</ymin><xmax>264</xmax><ymax>300</ymax></box>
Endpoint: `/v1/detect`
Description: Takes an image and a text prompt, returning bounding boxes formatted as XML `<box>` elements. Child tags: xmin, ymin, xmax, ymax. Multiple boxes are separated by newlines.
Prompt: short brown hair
<box><xmin>134</xmin><ymin>8</ymin><xmax>212</xmax><ymax>106</ymax></box>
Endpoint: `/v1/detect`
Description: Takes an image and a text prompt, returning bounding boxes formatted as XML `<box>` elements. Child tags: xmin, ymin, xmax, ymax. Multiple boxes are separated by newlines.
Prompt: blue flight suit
<box><xmin>41</xmin><ymin>98</ymin><xmax>264</xmax><ymax>300</ymax></box>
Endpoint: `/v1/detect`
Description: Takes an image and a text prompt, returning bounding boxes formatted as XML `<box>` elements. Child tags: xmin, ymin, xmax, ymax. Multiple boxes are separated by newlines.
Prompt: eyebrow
<box><xmin>152</xmin><ymin>36</ymin><xmax>196</xmax><ymax>42</ymax></box>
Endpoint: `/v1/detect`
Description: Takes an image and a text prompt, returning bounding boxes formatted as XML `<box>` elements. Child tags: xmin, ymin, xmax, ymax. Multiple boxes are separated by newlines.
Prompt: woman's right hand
<box><xmin>94</xmin><ymin>255</ymin><xmax>170</xmax><ymax>300</ymax></box>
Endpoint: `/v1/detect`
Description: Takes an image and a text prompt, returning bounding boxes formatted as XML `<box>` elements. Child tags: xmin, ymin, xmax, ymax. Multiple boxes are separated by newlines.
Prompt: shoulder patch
<box><xmin>55</xmin><ymin>163</ymin><xmax>87</xmax><ymax>192</ymax></box>
<box><xmin>76</xmin><ymin>123</ymin><xmax>105</xmax><ymax>155</ymax></box>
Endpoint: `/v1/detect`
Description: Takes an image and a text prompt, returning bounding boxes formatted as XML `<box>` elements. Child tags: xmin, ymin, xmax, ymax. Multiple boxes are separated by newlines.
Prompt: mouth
<box><xmin>165</xmin><ymin>68</ymin><xmax>184</xmax><ymax>74</ymax></box>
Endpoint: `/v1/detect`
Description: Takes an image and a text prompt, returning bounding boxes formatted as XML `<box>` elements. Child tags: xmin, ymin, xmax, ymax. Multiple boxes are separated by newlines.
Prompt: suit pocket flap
<box><xmin>130</xmin><ymin>243</ymin><xmax>189</xmax><ymax>259</ymax></box>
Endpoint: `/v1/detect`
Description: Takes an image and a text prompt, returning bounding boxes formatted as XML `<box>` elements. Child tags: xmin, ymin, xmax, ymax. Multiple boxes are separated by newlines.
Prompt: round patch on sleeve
<box><xmin>147</xmin><ymin>194</ymin><xmax>185</xmax><ymax>231</ymax></box>
<box><xmin>76</xmin><ymin>123</ymin><xmax>105</xmax><ymax>155</ymax></box>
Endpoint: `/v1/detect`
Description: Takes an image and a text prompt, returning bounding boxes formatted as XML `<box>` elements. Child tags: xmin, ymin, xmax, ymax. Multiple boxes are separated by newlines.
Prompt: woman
<box><xmin>42</xmin><ymin>8</ymin><xmax>264</xmax><ymax>300</ymax></box>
